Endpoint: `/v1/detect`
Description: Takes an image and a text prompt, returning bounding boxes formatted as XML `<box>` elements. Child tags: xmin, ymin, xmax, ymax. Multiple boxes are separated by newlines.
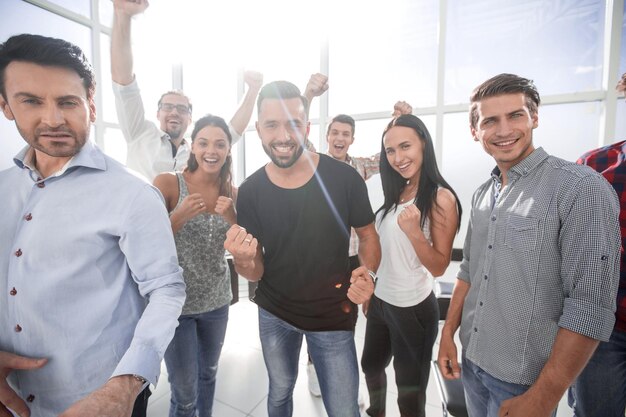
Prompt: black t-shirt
<box><xmin>237</xmin><ymin>154</ymin><xmax>375</xmax><ymax>331</ymax></box>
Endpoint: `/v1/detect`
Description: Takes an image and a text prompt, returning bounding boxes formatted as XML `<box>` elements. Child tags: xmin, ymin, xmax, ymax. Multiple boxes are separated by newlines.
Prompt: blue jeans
<box><xmin>164</xmin><ymin>304</ymin><xmax>229</xmax><ymax>417</ymax></box>
<box><xmin>568</xmin><ymin>328</ymin><xmax>626</xmax><ymax>417</ymax></box>
<box><xmin>462</xmin><ymin>356</ymin><xmax>557</xmax><ymax>417</ymax></box>
<box><xmin>258</xmin><ymin>307</ymin><xmax>359</xmax><ymax>417</ymax></box>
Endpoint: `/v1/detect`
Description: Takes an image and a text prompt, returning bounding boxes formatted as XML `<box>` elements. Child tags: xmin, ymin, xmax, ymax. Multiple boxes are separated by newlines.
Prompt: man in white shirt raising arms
<box><xmin>111</xmin><ymin>0</ymin><xmax>262</xmax><ymax>181</ymax></box>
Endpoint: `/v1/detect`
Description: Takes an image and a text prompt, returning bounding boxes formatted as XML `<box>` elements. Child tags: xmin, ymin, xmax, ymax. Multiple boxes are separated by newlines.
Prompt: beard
<box><xmin>262</xmin><ymin>140</ymin><xmax>304</xmax><ymax>169</ymax></box>
<box><xmin>20</xmin><ymin>124</ymin><xmax>88</xmax><ymax>158</ymax></box>
<box><xmin>165</xmin><ymin>124</ymin><xmax>184</xmax><ymax>140</ymax></box>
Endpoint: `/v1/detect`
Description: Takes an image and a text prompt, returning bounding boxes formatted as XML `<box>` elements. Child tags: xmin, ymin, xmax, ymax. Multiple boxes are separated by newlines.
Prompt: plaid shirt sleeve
<box><xmin>578</xmin><ymin>140</ymin><xmax>626</xmax><ymax>333</ymax></box>
<box><xmin>349</xmin><ymin>153</ymin><xmax>380</xmax><ymax>180</ymax></box>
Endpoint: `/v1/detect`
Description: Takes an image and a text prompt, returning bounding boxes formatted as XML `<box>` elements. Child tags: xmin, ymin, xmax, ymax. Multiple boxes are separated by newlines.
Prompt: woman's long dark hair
<box><xmin>377</xmin><ymin>114</ymin><xmax>462</xmax><ymax>232</ymax></box>
<box><xmin>186</xmin><ymin>114</ymin><xmax>233</xmax><ymax>198</ymax></box>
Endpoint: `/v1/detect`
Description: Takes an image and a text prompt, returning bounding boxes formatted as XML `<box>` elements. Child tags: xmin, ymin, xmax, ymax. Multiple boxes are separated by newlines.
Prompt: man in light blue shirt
<box><xmin>0</xmin><ymin>34</ymin><xmax>185</xmax><ymax>417</ymax></box>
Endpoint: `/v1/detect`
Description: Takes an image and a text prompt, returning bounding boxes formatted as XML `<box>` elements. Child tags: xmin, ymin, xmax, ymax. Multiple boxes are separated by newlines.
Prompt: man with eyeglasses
<box><xmin>111</xmin><ymin>0</ymin><xmax>262</xmax><ymax>181</ymax></box>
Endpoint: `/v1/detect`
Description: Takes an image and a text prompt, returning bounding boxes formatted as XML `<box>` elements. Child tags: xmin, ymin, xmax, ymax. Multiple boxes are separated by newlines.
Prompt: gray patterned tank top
<box><xmin>173</xmin><ymin>172</ymin><xmax>232</xmax><ymax>315</ymax></box>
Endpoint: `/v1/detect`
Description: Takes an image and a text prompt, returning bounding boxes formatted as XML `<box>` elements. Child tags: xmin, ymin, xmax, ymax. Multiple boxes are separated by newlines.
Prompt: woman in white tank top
<box><xmin>361</xmin><ymin>114</ymin><xmax>462</xmax><ymax>417</ymax></box>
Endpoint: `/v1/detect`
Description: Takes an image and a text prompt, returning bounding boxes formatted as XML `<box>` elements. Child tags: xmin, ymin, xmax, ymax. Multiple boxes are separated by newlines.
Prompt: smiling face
<box><xmin>256</xmin><ymin>97</ymin><xmax>309</xmax><ymax>169</ymax></box>
<box><xmin>0</xmin><ymin>61</ymin><xmax>96</xmax><ymax>163</ymax></box>
<box><xmin>383</xmin><ymin>125</ymin><xmax>425</xmax><ymax>182</ymax></box>
<box><xmin>326</xmin><ymin>121</ymin><xmax>354</xmax><ymax>161</ymax></box>
<box><xmin>471</xmin><ymin>93</ymin><xmax>538</xmax><ymax>173</ymax></box>
<box><xmin>157</xmin><ymin>93</ymin><xmax>192</xmax><ymax>141</ymax></box>
<box><xmin>191</xmin><ymin>125</ymin><xmax>231</xmax><ymax>175</ymax></box>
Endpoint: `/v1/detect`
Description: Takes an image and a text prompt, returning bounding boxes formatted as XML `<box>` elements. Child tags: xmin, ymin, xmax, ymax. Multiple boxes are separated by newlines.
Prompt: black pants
<box><xmin>361</xmin><ymin>292</ymin><xmax>439</xmax><ymax>417</ymax></box>
<box><xmin>131</xmin><ymin>387</ymin><xmax>151</xmax><ymax>417</ymax></box>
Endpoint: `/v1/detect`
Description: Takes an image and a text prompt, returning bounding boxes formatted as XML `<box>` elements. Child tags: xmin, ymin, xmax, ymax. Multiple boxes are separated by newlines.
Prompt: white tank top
<box><xmin>374</xmin><ymin>200</ymin><xmax>433</xmax><ymax>307</ymax></box>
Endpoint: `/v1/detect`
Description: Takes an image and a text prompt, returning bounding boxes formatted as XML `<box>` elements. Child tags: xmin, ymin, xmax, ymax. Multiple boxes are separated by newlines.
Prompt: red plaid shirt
<box><xmin>578</xmin><ymin>140</ymin><xmax>626</xmax><ymax>333</ymax></box>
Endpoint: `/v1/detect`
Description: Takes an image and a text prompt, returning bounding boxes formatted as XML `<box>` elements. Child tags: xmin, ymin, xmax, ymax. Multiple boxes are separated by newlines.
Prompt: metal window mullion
<box><xmin>235</xmin><ymin>68</ymin><xmax>246</xmax><ymax>185</ymax></box>
<box><xmin>600</xmin><ymin>0</ymin><xmax>624</xmax><ymax>147</ymax></box>
<box><xmin>319</xmin><ymin>37</ymin><xmax>330</xmax><ymax>153</ymax></box>
<box><xmin>91</xmin><ymin>0</ymin><xmax>104</xmax><ymax>149</ymax></box>
<box><xmin>23</xmin><ymin>0</ymin><xmax>93</xmax><ymax>27</ymax></box>
<box><xmin>435</xmin><ymin>0</ymin><xmax>449</xmax><ymax>165</ymax></box>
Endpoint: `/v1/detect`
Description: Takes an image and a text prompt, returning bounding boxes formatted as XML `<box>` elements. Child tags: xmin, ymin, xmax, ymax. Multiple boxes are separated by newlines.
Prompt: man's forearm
<box><xmin>233</xmin><ymin>250</ymin><xmax>264</xmax><ymax>282</ymax></box>
<box><xmin>441</xmin><ymin>278</ymin><xmax>470</xmax><ymax>338</ymax></box>
<box><xmin>111</xmin><ymin>11</ymin><xmax>134</xmax><ymax>85</ymax></box>
<box><xmin>357</xmin><ymin>233</ymin><xmax>381</xmax><ymax>273</ymax></box>
<box><xmin>230</xmin><ymin>86</ymin><xmax>261</xmax><ymax>136</ymax></box>
<box><xmin>525</xmin><ymin>328</ymin><xmax>599</xmax><ymax>410</ymax></box>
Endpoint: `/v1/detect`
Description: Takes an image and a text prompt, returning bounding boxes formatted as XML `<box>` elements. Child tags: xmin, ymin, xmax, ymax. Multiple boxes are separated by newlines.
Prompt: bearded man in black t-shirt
<box><xmin>224</xmin><ymin>80</ymin><xmax>381</xmax><ymax>417</ymax></box>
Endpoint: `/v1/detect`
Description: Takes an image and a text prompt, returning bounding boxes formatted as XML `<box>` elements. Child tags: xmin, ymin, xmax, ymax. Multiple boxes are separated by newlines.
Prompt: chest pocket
<box><xmin>504</xmin><ymin>214</ymin><xmax>539</xmax><ymax>252</ymax></box>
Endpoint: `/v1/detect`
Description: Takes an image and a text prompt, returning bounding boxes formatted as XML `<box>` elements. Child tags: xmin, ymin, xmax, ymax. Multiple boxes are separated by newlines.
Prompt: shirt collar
<box><xmin>13</xmin><ymin>141</ymin><xmax>107</xmax><ymax>178</ymax></box>
<box><xmin>490</xmin><ymin>147</ymin><xmax>549</xmax><ymax>183</ymax></box>
<box><xmin>160</xmin><ymin>131</ymin><xmax>189</xmax><ymax>146</ymax></box>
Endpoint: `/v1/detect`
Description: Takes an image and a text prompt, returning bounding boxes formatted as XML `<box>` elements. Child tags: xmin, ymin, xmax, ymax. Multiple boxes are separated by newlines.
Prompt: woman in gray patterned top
<box><xmin>154</xmin><ymin>114</ymin><xmax>236</xmax><ymax>417</ymax></box>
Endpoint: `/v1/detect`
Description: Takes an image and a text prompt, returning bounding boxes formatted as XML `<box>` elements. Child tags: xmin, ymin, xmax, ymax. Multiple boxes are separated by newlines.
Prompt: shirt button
<box><xmin>26</xmin><ymin>394</ymin><xmax>35</xmax><ymax>402</ymax></box>
<box><xmin>491</xmin><ymin>216</ymin><xmax>496</xmax><ymax>221</ymax></box>
<box><xmin>24</xmin><ymin>213</ymin><xmax>33</xmax><ymax>221</ymax></box>
<box><xmin>15</xmin><ymin>249</ymin><xmax>22</xmax><ymax>257</ymax></box>
<box><xmin>474</xmin><ymin>327</ymin><xmax>478</xmax><ymax>332</ymax></box>
<box><xmin>15</xmin><ymin>324</ymin><xmax>22</xmax><ymax>332</ymax></box>
<box><xmin>601</xmin><ymin>255</ymin><xmax>608</xmax><ymax>260</ymax></box>
<box><xmin>37</xmin><ymin>182</ymin><xmax>45</xmax><ymax>188</ymax></box>
<box><xmin>484</xmin><ymin>275</ymin><xmax>488</xmax><ymax>280</ymax></box>
<box><xmin>479</xmin><ymin>301</ymin><xmax>483</xmax><ymax>306</ymax></box>
<box><xmin>10</xmin><ymin>287</ymin><xmax>17</xmax><ymax>296</ymax></box>
<box><xmin>488</xmin><ymin>245</ymin><xmax>493</xmax><ymax>249</ymax></box>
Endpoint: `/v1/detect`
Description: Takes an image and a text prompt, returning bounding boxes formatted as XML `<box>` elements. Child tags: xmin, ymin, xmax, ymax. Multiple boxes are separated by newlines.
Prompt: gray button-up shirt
<box><xmin>458</xmin><ymin>147</ymin><xmax>621</xmax><ymax>386</ymax></box>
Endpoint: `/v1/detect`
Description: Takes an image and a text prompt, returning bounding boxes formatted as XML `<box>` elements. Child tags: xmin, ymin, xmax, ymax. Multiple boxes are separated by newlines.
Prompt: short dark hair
<box><xmin>158</xmin><ymin>90</ymin><xmax>193</xmax><ymax>113</ymax></box>
<box><xmin>327</xmin><ymin>114</ymin><xmax>355</xmax><ymax>137</ymax></box>
<box><xmin>256</xmin><ymin>80</ymin><xmax>309</xmax><ymax>117</ymax></box>
<box><xmin>0</xmin><ymin>34</ymin><xmax>95</xmax><ymax>100</ymax></box>
<box><xmin>469</xmin><ymin>73</ymin><xmax>540</xmax><ymax>129</ymax></box>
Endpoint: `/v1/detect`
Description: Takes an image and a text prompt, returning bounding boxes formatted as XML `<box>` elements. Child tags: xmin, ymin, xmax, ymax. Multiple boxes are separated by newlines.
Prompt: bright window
<box><xmin>445</xmin><ymin>0</ymin><xmax>605</xmax><ymax>103</ymax></box>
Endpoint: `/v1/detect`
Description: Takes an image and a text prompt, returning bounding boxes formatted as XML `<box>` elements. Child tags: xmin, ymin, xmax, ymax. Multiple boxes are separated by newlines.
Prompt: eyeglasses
<box><xmin>159</xmin><ymin>103</ymin><xmax>191</xmax><ymax>114</ymax></box>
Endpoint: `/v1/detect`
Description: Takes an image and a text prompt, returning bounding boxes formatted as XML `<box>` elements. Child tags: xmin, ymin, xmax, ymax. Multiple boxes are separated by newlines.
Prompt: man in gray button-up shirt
<box><xmin>437</xmin><ymin>73</ymin><xmax>621</xmax><ymax>417</ymax></box>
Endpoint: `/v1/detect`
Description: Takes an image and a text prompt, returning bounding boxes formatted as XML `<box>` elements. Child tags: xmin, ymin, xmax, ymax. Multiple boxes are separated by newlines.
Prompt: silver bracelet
<box><xmin>367</xmin><ymin>270</ymin><xmax>377</xmax><ymax>284</ymax></box>
<box><xmin>132</xmin><ymin>374</ymin><xmax>147</xmax><ymax>385</ymax></box>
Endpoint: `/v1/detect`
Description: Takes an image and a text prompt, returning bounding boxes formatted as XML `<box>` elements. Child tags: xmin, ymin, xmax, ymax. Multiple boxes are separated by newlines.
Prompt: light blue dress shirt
<box><xmin>0</xmin><ymin>141</ymin><xmax>185</xmax><ymax>416</ymax></box>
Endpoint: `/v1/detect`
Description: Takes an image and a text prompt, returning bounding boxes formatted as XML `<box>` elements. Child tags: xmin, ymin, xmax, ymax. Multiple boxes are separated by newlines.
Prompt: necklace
<box><xmin>399</xmin><ymin>182</ymin><xmax>418</xmax><ymax>203</ymax></box>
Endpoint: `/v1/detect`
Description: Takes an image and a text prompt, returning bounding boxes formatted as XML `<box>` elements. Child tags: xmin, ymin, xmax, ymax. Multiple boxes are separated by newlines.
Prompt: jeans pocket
<box><xmin>504</xmin><ymin>215</ymin><xmax>538</xmax><ymax>252</ymax></box>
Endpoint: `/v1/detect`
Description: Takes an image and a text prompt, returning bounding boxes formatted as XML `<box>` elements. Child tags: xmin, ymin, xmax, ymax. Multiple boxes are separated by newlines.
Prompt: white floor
<box><xmin>147</xmin><ymin>269</ymin><xmax>574</xmax><ymax>417</ymax></box>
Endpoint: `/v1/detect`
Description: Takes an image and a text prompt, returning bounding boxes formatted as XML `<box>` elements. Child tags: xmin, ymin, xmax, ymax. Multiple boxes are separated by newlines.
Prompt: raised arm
<box><xmin>303</xmin><ymin>73</ymin><xmax>329</xmax><ymax>117</ymax></box>
<box><xmin>230</xmin><ymin>71</ymin><xmax>264</xmax><ymax>136</ymax></box>
<box><xmin>111</xmin><ymin>0</ymin><xmax>148</xmax><ymax>85</ymax></box>
<box><xmin>392</xmin><ymin>100</ymin><xmax>413</xmax><ymax>118</ymax></box>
